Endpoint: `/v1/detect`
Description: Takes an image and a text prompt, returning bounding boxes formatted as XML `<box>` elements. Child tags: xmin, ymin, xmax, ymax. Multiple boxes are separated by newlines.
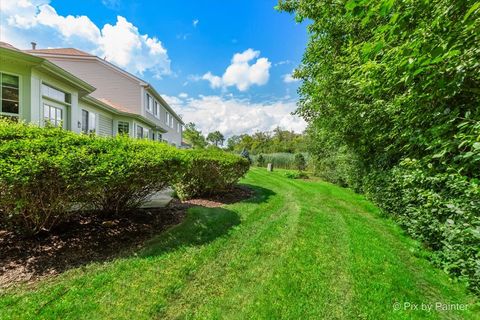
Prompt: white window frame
<box><xmin>43</xmin><ymin>104</ymin><xmax>63</xmax><ymax>128</ymax></box>
<box><xmin>42</xmin><ymin>83</ymin><xmax>71</xmax><ymax>104</ymax></box>
<box><xmin>154</xmin><ymin>100</ymin><xmax>159</xmax><ymax>118</ymax></box>
<box><xmin>0</xmin><ymin>72</ymin><xmax>21</xmax><ymax>118</ymax></box>
<box><xmin>146</xmin><ymin>93</ymin><xmax>153</xmax><ymax>113</ymax></box>
<box><xmin>117</xmin><ymin>121</ymin><xmax>129</xmax><ymax>135</ymax></box>
<box><xmin>81</xmin><ymin>109</ymin><xmax>97</xmax><ymax>134</ymax></box>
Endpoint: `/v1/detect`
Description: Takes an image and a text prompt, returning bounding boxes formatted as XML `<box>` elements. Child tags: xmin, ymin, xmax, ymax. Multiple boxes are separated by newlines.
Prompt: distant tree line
<box><xmin>226</xmin><ymin>127</ymin><xmax>307</xmax><ymax>154</ymax></box>
<box><xmin>183</xmin><ymin>123</ymin><xmax>307</xmax><ymax>155</ymax></box>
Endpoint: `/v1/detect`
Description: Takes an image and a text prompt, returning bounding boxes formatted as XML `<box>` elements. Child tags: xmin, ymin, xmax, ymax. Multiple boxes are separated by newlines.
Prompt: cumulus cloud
<box><xmin>192</xmin><ymin>19</ymin><xmax>199</xmax><ymax>27</ymax></box>
<box><xmin>201</xmin><ymin>49</ymin><xmax>271</xmax><ymax>91</ymax></box>
<box><xmin>0</xmin><ymin>0</ymin><xmax>171</xmax><ymax>78</ymax></box>
<box><xmin>283</xmin><ymin>71</ymin><xmax>300</xmax><ymax>83</ymax></box>
<box><xmin>163</xmin><ymin>94</ymin><xmax>306</xmax><ymax>137</ymax></box>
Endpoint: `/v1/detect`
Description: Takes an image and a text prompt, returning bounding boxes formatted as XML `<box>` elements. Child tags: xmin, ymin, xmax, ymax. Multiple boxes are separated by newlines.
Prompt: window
<box><xmin>42</xmin><ymin>83</ymin><xmax>71</xmax><ymax>103</ymax></box>
<box><xmin>44</xmin><ymin>104</ymin><xmax>63</xmax><ymax>127</ymax></box>
<box><xmin>136</xmin><ymin>124</ymin><xmax>144</xmax><ymax>139</ymax></box>
<box><xmin>118</xmin><ymin>121</ymin><xmax>129</xmax><ymax>135</ymax></box>
<box><xmin>170</xmin><ymin>116</ymin><xmax>174</xmax><ymax>128</ymax></box>
<box><xmin>1</xmin><ymin>73</ymin><xmax>19</xmax><ymax>116</ymax></box>
<box><xmin>165</xmin><ymin>111</ymin><xmax>169</xmax><ymax>124</ymax></box>
<box><xmin>146</xmin><ymin>94</ymin><xmax>153</xmax><ymax>113</ymax></box>
<box><xmin>135</xmin><ymin>124</ymin><xmax>151</xmax><ymax>139</ymax></box>
<box><xmin>154</xmin><ymin>101</ymin><xmax>159</xmax><ymax>118</ymax></box>
<box><xmin>177</xmin><ymin>123</ymin><xmax>181</xmax><ymax>133</ymax></box>
<box><xmin>81</xmin><ymin>109</ymin><xmax>96</xmax><ymax>133</ymax></box>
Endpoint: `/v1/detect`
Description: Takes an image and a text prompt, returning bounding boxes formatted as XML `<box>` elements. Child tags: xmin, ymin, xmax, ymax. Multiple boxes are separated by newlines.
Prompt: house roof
<box><xmin>24</xmin><ymin>48</ymin><xmax>94</xmax><ymax>57</ymax></box>
<box><xmin>26</xmin><ymin>46</ymin><xmax>183</xmax><ymax>124</ymax></box>
<box><xmin>0</xmin><ymin>42</ymin><xmax>21</xmax><ymax>51</ymax></box>
<box><xmin>97</xmin><ymin>98</ymin><xmax>132</xmax><ymax>114</ymax></box>
<box><xmin>0</xmin><ymin>43</ymin><xmax>96</xmax><ymax>95</ymax></box>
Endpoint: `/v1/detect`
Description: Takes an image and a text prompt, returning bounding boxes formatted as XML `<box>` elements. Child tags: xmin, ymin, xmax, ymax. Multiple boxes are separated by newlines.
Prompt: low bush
<box><xmin>174</xmin><ymin>149</ymin><xmax>250</xmax><ymax>200</ymax></box>
<box><xmin>0</xmin><ymin>121</ymin><xmax>91</xmax><ymax>234</ymax></box>
<box><xmin>77</xmin><ymin>137</ymin><xmax>182</xmax><ymax>213</ymax></box>
<box><xmin>285</xmin><ymin>171</ymin><xmax>309</xmax><ymax>179</ymax></box>
<box><xmin>364</xmin><ymin>159</ymin><xmax>480</xmax><ymax>294</ymax></box>
<box><xmin>0</xmin><ymin>120</ymin><xmax>246</xmax><ymax>235</ymax></box>
<box><xmin>294</xmin><ymin>153</ymin><xmax>306</xmax><ymax>171</ymax></box>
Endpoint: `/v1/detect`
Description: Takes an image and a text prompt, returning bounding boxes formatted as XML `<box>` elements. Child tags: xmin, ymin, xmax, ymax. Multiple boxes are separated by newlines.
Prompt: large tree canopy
<box><xmin>278</xmin><ymin>0</ymin><xmax>480</xmax><ymax>176</ymax></box>
<box><xmin>279</xmin><ymin>0</ymin><xmax>480</xmax><ymax>294</ymax></box>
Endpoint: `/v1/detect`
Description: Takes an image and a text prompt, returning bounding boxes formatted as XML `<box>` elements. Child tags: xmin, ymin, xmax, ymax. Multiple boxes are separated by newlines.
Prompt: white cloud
<box><xmin>178</xmin><ymin>92</ymin><xmax>189</xmax><ymax>98</ymax></box>
<box><xmin>192</xmin><ymin>19</ymin><xmax>199</xmax><ymax>27</ymax></box>
<box><xmin>275</xmin><ymin>60</ymin><xmax>291</xmax><ymax>66</ymax></box>
<box><xmin>102</xmin><ymin>0</ymin><xmax>120</xmax><ymax>10</ymax></box>
<box><xmin>283</xmin><ymin>71</ymin><xmax>300</xmax><ymax>83</ymax></box>
<box><xmin>201</xmin><ymin>49</ymin><xmax>271</xmax><ymax>91</ymax></box>
<box><xmin>0</xmin><ymin>0</ymin><xmax>171</xmax><ymax>78</ymax></box>
<box><xmin>163</xmin><ymin>94</ymin><xmax>306</xmax><ymax>137</ymax></box>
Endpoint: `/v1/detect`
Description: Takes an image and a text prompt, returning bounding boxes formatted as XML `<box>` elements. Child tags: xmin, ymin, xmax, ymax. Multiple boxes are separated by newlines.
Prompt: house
<box><xmin>0</xmin><ymin>42</ymin><xmax>183</xmax><ymax>146</ymax></box>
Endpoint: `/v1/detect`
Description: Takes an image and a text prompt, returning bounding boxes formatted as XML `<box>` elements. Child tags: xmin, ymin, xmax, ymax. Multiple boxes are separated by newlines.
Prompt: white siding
<box><xmin>98</xmin><ymin>114</ymin><xmax>113</xmax><ymax>136</ymax></box>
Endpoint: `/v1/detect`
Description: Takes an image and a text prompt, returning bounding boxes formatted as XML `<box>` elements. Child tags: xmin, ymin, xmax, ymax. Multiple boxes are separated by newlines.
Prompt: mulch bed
<box><xmin>0</xmin><ymin>186</ymin><xmax>254</xmax><ymax>289</ymax></box>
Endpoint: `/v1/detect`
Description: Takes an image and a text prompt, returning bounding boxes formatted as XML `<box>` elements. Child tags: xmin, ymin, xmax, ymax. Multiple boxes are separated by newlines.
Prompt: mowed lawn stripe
<box><xmin>0</xmin><ymin>168</ymin><xmax>477</xmax><ymax>320</ymax></box>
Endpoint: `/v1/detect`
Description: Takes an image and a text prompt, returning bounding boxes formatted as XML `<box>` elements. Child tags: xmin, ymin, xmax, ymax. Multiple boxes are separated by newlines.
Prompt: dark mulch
<box><xmin>182</xmin><ymin>185</ymin><xmax>254</xmax><ymax>208</ymax></box>
<box><xmin>0</xmin><ymin>186</ymin><xmax>254</xmax><ymax>289</ymax></box>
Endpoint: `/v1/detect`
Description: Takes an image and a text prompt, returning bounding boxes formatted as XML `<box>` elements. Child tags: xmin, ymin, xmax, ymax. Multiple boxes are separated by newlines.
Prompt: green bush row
<box><xmin>0</xmin><ymin>120</ymin><xmax>249</xmax><ymax>235</ymax></box>
<box><xmin>174</xmin><ymin>150</ymin><xmax>250</xmax><ymax>200</ymax></box>
<box><xmin>364</xmin><ymin>160</ymin><xmax>480</xmax><ymax>294</ymax></box>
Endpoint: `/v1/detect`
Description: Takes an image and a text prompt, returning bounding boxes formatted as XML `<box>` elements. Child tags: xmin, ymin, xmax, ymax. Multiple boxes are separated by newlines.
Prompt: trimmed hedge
<box><xmin>364</xmin><ymin>160</ymin><xmax>480</xmax><ymax>294</ymax></box>
<box><xmin>174</xmin><ymin>149</ymin><xmax>250</xmax><ymax>200</ymax></box>
<box><xmin>0</xmin><ymin>120</ymin><xmax>249</xmax><ymax>234</ymax></box>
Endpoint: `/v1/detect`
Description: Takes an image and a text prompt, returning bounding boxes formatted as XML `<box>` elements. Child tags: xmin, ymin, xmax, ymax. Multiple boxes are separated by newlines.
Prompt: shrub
<box><xmin>240</xmin><ymin>148</ymin><xmax>252</xmax><ymax>164</ymax></box>
<box><xmin>256</xmin><ymin>154</ymin><xmax>266</xmax><ymax>167</ymax></box>
<box><xmin>0</xmin><ymin>120</ymin><xmax>182</xmax><ymax>234</ymax></box>
<box><xmin>285</xmin><ymin>171</ymin><xmax>309</xmax><ymax>179</ymax></box>
<box><xmin>174</xmin><ymin>149</ymin><xmax>250</xmax><ymax>200</ymax></box>
<box><xmin>0</xmin><ymin>120</ymin><xmax>250</xmax><ymax>234</ymax></box>
<box><xmin>364</xmin><ymin>159</ymin><xmax>480</xmax><ymax>294</ymax></box>
<box><xmin>80</xmin><ymin>137</ymin><xmax>183</xmax><ymax>213</ymax></box>
<box><xmin>294</xmin><ymin>153</ymin><xmax>306</xmax><ymax>171</ymax></box>
<box><xmin>0</xmin><ymin>121</ymin><xmax>92</xmax><ymax>234</ymax></box>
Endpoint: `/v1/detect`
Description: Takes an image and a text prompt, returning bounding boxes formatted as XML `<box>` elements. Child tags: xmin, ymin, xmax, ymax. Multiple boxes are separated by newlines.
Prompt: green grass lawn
<box><xmin>0</xmin><ymin>168</ymin><xmax>478</xmax><ymax>319</ymax></box>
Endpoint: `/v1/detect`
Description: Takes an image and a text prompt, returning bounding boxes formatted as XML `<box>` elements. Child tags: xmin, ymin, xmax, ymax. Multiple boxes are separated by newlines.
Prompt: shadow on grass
<box><xmin>240</xmin><ymin>184</ymin><xmax>276</xmax><ymax>204</ymax></box>
<box><xmin>141</xmin><ymin>184</ymin><xmax>276</xmax><ymax>257</ymax></box>
<box><xmin>0</xmin><ymin>184</ymin><xmax>276</xmax><ymax>288</ymax></box>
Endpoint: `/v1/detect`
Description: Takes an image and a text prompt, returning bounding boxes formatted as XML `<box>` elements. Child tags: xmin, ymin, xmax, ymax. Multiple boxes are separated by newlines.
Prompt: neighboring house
<box><xmin>0</xmin><ymin>42</ymin><xmax>183</xmax><ymax>146</ymax></box>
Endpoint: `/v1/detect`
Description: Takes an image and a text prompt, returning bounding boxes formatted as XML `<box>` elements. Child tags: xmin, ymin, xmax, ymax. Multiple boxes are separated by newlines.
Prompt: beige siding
<box><xmin>98</xmin><ymin>114</ymin><xmax>113</xmax><ymax>136</ymax></box>
<box><xmin>44</xmin><ymin>58</ymin><xmax>142</xmax><ymax>114</ymax></box>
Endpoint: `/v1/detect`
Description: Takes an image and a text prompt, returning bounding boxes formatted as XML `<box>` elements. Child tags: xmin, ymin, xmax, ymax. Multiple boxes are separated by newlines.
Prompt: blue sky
<box><xmin>1</xmin><ymin>0</ymin><xmax>308</xmax><ymax>136</ymax></box>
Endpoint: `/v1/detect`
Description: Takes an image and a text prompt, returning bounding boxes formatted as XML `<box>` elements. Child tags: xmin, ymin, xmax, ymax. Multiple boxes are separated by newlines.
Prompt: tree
<box><xmin>256</xmin><ymin>154</ymin><xmax>266</xmax><ymax>167</ymax></box>
<box><xmin>183</xmin><ymin>122</ymin><xmax>206</xmax><ymax>149</ymax></box>
<box><xmin>225</xmin><ymin>129</ymin><xmax>307</xmax><ymax>154</ymax></box>
<box><xmin>240</xmin><ymin>148</ymin><xmax>252</xmax><ymax>164</ymax></box>
<box><xmin>294</xmin><ymin>153</ymin><xmax>306</xmax><ymax>171</ymax></box>
<box><xmin>278</xmin><ymin>0</ymin><xmax>480</xmax><ymax>293</ymax></box>
<box><xmin>206</xmin><ymin>131</ymin><xmax>225</xmax><ymax>147</ymax></box>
